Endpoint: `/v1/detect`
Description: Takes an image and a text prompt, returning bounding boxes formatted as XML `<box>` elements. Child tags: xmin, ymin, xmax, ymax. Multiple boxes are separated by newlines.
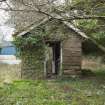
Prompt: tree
<box><xmin>0</xmin><ymin>0</ymin><xmax>105</xmax><ymax>30</ymax></box>
<box><xmin>0</xmin><ymin>0</ymin><xmax>105</xmax><ymax>45</ymax></box>
<box><xmin>1</xmin><ymin>0</ymin><xmax>105</xmax><ymax>79</ymax></box>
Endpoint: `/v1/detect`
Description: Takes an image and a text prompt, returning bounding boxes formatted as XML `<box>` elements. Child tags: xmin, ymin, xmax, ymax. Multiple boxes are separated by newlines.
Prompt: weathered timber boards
<box><xmin>63</xmin><ymin>60</ymin><xmax>81</xmax><ymax>64</ymax></box>
<box><xmin>63</xmin><ymin>70</ymin><xmax>81</xmax><ymax>75</ymax></box>
<box><xmin>62</xmin><ymin>34</ymin><xmax>82</xmax><ymax>75</ymax></box>
<box><xmin>63</xmin><ymin>43</ymin><xmax>81</xmax><ymax>48</ymax></box>
<box><xmin>63</xmin><ymin>66</ymin><xmax>81</xmax><ymax>70</ymax></box>
<box><xmin>63</xmin><ymin>53</ymin><xmax>81</xmax><ymax>57</ymax></box>
<box><xmin>63</xmin><ymin>47</ymin><xmax>81</xmax><ymax>51</ymax></box>
<box><xmin>63</xmin><ymin>56</ymin><xmax>81</xmax><ymax>61</ymax></box>
<box><xmin>63</xmin><ymin>63</ymin><xmax>81</xmax><ymax>66</ymax></box>
<box><xmin>63</xmin><ymin>49</ymin><xmax>81</xmax><ymax>52</ymax></box>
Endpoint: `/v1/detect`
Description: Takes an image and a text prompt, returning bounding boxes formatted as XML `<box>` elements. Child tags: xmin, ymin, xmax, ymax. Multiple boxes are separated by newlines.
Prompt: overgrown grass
<box><xmin>0</xmin><ymin>69</ymin><xmax>105</xmax><ymax>105</ymax></box>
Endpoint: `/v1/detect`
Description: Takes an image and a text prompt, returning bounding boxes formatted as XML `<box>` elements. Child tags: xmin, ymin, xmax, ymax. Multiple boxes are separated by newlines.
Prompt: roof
<box><xmin>13</xmin><ymin>18</ymin><xmax>49</xmax><ymax>37</ymax></box>
<box><xmin>13</xmin><ymin>15</ymin><xmax>105</xmax><ymax>53</ymax></box>
<box><xmin>13</xmin><ymin>16</ymin><xmax>88</xmax><ymax>39</ymax></box>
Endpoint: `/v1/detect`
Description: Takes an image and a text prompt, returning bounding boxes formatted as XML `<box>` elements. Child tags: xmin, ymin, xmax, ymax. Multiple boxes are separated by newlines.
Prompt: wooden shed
<box><xmin>14</xmin><ymin>18</ymin><xmax>88</xmax><ymax>79</ymax></box>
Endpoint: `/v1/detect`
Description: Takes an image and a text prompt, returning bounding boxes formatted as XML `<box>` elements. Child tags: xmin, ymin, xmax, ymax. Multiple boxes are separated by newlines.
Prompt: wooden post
<box><xmin>59</xmin><ymin>42</ymin><xmax>63</xmax><ymax>76</ymax></box>
<box><xmin>44</xmin><ymin>49</ymin><xmax>47</xmax><ymax>78</ymax></box>
<box><xmin>52</xmin><ymin>47</ymin><xmax>55</xmax><ymax>74</ymax></box>
<box><xmin>44</xmin><ymin>60</ymin><xmax>47</xmax><ymax>78</ymax></box>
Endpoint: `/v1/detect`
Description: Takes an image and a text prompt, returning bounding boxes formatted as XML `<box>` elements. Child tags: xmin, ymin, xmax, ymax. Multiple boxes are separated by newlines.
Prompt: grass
<box><xmin>0</xmin><ymin>69</ymin><xmax>105</xmax><ymax>105</ymax></box>
<box><xmin>0</xmin><ymin>56</ymin><xmax>105</xmax><ymax>105</ymax></box>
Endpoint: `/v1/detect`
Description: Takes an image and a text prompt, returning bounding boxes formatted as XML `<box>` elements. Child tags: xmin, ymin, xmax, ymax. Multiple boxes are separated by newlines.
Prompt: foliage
<box><xmin>77</xmin><ymin>19</ymin><xmax>98</xmax><ymax>30</ymax></box>
<box><xmin>13</xmin><ymin>27</ymin><xmax>46</xmax><ymax>79</ymax></box>
<box><xmin>75</xmin><ymin>18</ymin><xmax>105</xmax><ymax>46</ymax></box>
<box><xmin>13</xmin><ymin>28</ymin><xmax>46</xmax><ymax>48</ymax></box>
<box><xmin>70</xmin><ymin>0</ymin><xmax>105</xmax><ymax>47</ymax></box>
<box><xmin>0</xmin><ymin>0</ymin><xmax>105</xmax><ymax>49</ymax></box>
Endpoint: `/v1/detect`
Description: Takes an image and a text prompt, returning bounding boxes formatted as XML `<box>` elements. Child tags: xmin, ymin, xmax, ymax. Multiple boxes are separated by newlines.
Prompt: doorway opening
<box><xmin>46</xmin><ymin>41</ymin><xmax>61</xmax><ymax>77</ymax></box>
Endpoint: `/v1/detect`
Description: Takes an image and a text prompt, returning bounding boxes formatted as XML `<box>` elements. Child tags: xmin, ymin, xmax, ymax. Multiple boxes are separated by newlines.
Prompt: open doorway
<box><xmin>46</xmin><ymin>41</ymin><xmax>61</xmax><ymax>77</ymax></box>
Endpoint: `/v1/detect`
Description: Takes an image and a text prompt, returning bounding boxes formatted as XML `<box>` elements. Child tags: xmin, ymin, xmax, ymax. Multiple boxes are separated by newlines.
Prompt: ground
<box><xmin>0</xmin><ymin>56</ymin><xmax>105</xmax><ymax>105</ymax></box>
<box><xmin>0</xmin><ymin>69</ymin><xmax>105</xmax><ymax>105</ymax></box>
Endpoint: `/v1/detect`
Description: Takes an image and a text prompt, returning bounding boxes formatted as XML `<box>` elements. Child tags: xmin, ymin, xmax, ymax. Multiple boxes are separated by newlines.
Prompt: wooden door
<box><xmin>46</xmin><ymin>47</ymin><xmax>55</xmax><ymax>77</ymax></box>
<box><xmin>45</xmin><ymin>41</ymin><xmax>61</xmax><ymax>77</ymax></box>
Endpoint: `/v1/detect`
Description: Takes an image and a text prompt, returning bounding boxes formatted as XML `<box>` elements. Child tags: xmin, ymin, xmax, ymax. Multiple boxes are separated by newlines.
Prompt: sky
<box><xmin>0</xmin><ymin>26</ymin><xmax>14</xmax><ymax>41</ymax></box>
<box><xmin>0</xmin><ymin>10</ymin><xmax>14</xmax><ymax>42</ymax></box>
<box><xmin>0</xmin><ymin>1</ymin><xmax>15</xmax><ymax>43</ymax></box>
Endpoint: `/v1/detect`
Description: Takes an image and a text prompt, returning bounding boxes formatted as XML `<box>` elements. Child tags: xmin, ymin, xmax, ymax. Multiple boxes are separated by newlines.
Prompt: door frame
<box><xmin>44</xmin><ymin>41</ymin><xmax>62</xmax><ymax>77</ymax></box>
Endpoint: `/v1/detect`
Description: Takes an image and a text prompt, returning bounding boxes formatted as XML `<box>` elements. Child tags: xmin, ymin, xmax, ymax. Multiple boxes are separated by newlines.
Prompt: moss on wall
<box><xmin>13</xmin><ymin>26</ymin><xmax>46</xmax><ymax>80</ymax></box>
<box><xmin>20</xmin><ymin>45</ymin><xmax>45</xmax><ymax>79</ymax></box>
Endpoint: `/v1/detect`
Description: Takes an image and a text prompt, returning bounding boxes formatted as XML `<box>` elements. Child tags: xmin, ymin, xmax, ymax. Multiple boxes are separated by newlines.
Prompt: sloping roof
<box><xmin>13</xmin><ymin>17</ymin><xmax>88</xmax><ymax>39</ymax></box>
<box><xmin>63</xmin><ymin>21</ymin><xmax>88</xmax><ymax>38</ymax></box>
<box><xmin>13</xmin><ymin>18</ymin><xmax>49</xmax><ymax>37</ymax></box>
<box><xmin>13</xmin><ymin>16</ymin><xmax>105</xmax><ymax>53</ymax></box>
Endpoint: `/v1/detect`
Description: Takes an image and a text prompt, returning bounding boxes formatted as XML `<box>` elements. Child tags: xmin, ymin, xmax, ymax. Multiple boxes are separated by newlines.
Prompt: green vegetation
<box><xmin>13</xmin><ymin>28</ymin><xmax>46</xmax><ymax>79</ymax></box>
<box><xmin>0</xmin><ymin>69</ymin><xmax>105</xmax><ymax>105</ymax></box>
<box><xmin>69</xmin><ymin>1</ymin><xmax>105</xmax><ymax>47</ymax></box>
<box><xmin>77</xmin><ymin>19</ymin><xmax>105</xmax><ymax>46</ymax></box>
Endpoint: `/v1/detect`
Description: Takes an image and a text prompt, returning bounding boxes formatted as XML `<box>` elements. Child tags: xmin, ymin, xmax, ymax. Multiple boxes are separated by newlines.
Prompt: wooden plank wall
<box><xmin>62</xmin><ymin>35</ymin><xmax>82</xmax><ymax>75</ymax></box>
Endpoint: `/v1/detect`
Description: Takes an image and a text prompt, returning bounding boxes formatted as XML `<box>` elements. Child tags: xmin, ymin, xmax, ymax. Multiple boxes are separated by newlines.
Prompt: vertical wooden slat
<box><xmin>59</xmin><ymin>42</ymin><xmax>63</xmax><ymax>76</ymax></box>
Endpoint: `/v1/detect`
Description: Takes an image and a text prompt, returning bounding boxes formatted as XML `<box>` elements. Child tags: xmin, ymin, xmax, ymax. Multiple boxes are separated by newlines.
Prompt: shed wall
<box><xmin>20</xmin><ymin>46</ymin><xmax>45</xmax><ymax>79</ymax></box>
<box><xmin>62</xmin><ymin>35</ymin><xmax>82</xmax><ymax>75</ymax></box>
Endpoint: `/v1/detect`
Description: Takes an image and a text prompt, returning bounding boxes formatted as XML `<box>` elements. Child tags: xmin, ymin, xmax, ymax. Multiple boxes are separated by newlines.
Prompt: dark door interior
<box><xmin>53</xmin><ymin>42</ymin><xmax>60</xmax><ymax>75</ymax></box>
<box><xmin>46</xmin><ymin>41</ymin><xmax>60</xmax><ymax>77</ymax></box>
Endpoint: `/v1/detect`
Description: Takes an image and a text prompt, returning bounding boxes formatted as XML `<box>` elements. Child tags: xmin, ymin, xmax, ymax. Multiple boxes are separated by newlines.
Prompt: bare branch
<box><xmin>0</xmin><ymin>7</ymin><xmax>105</xmax><ymax>21</ymax></box>
<box><xmin>20</xmin><ymin>0</ymin><xmax>57</xmax><ymax>7</ymax></box>
<box><xmin>66</xmin><ymin>15</ymin><xmax>105</xmax><ymax>20</ymax></box>
<box><xmin>0</xmin><ymin>0</ymin><xmax>6</xmax><ymax>2</ymax></box>
<box><xmin>5</xmin><ymin>0</ymin><xmax>12</xmax><ymax>10</ymax></box>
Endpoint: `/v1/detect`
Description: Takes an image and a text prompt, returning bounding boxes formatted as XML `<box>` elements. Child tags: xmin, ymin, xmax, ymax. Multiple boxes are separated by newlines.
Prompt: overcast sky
<box><xmin>0</xmin><ymin>1</ymin><xmax>15</xmax><ymax>42</ymax></box>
